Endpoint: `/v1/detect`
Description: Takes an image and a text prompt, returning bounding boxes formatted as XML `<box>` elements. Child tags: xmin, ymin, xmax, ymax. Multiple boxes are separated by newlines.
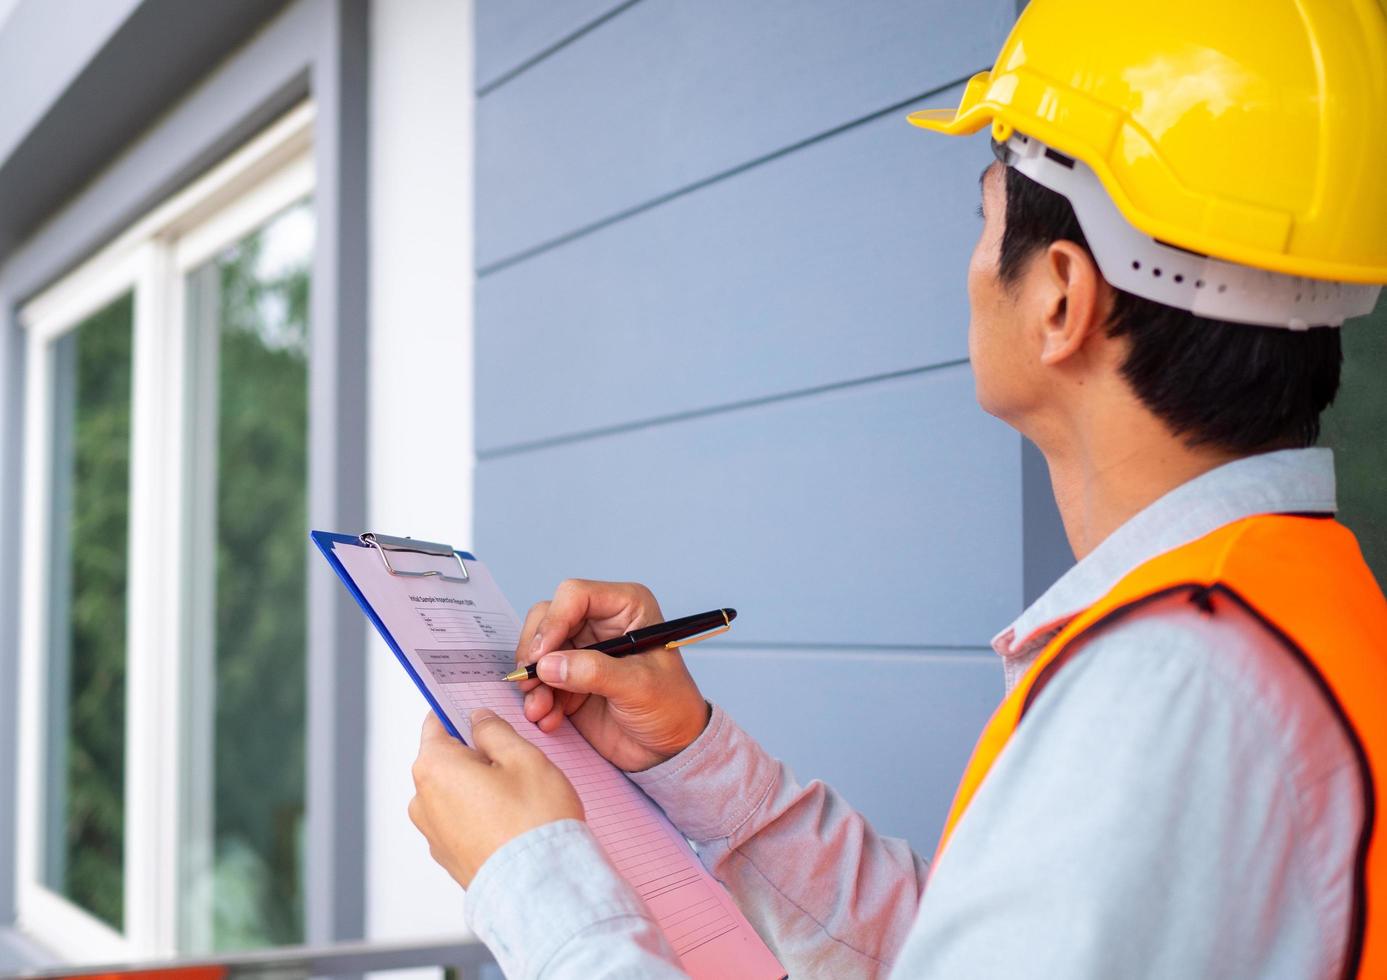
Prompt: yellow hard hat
<box><xmin>909</xmin><ymin>0</ymin><xmax>1387</xmax><ymax>289</ymax></box>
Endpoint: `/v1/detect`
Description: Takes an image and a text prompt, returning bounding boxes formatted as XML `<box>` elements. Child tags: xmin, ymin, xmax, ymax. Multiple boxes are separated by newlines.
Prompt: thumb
<box><xmin>469</xmin><ymin>708</ymin><xmax>540</xmax><ymax>766</ymax></box>
<box><xmin>537</xmin><ymin>649</ymin><xmax>643</xmax><ymax>701</ymax></box>
<box><xmin>420</xmin><ymin>710</ymin><xmax>456</xmax><ymax>745</ymax></box>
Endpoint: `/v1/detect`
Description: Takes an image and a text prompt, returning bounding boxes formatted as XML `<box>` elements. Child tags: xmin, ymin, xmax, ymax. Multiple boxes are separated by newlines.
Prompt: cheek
<box><xmin>966</xmin><ymin>237</ymin><xmax>1008</xmax><ymax>407</ymax></box>
<box><xmin>966</xmin><ymin>246</ymin><xmax>987</xmax><ymax>346</ymax></box>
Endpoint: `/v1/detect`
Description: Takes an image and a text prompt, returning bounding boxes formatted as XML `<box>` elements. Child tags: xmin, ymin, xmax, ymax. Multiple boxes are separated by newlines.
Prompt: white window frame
<box><xmin>14</xmin><ymin>102</ymin><xmax>315</xmax><ymax>961</ymax></box>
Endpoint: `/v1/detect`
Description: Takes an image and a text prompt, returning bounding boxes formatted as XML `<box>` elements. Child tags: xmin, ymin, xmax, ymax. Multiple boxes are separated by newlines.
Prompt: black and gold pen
<box><xmin>502</xmin><ymin>608</ymin><xmax>737</xmax><ymax>682</ymax></box>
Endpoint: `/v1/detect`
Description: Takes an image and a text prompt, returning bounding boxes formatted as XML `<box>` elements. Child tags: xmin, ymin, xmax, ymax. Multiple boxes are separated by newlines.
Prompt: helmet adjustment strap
<box><xmin>996</xmin><ymin>133</ymin><xmax>1381</xmax><ymax>330</ymax></box>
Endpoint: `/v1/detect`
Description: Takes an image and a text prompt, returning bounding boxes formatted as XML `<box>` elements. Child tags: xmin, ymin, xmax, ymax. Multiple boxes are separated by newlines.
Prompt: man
<box><xmin>406</xmin><ymin>1</ymin><xmax>1387</xmax><ymax>976</ymax></box>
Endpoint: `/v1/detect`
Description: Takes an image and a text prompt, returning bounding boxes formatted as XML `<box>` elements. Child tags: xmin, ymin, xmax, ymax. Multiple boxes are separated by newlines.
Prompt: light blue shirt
<box><xmin>464</xmin><ymin>448</ymin><xmax>1364</xmax><ymax>978</ymax></box>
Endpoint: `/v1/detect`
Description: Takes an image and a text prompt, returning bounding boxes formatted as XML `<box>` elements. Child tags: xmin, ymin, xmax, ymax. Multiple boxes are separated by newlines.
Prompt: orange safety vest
<box><xmin>932</xmin><ymin>514</ymin><xmax>1387</xmax><ymax>978</ymax></box>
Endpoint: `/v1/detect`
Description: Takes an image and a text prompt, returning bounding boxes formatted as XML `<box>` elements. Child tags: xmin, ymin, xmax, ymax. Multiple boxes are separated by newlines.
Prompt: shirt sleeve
<box><xmin>892</xmin><ymin>599</ymin><xmax>1360</xmax><ymax>979</ymax></box>
<box><xmin>464</xmin><ymin>819</ymin><xmax>688</xmax><ymax>979</ymax></box>
<box><xmin>630</xmin><ymin>703</ymin><xmax>930</xmax><ymax>978</ymax></box>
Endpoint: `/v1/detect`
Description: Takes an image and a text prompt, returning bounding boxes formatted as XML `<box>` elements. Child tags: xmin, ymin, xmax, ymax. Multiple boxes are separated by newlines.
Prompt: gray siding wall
<box><xmin>474</xmin><ymin>0</ymin><xmax>1043</xmax><ymax>847</ymax></box>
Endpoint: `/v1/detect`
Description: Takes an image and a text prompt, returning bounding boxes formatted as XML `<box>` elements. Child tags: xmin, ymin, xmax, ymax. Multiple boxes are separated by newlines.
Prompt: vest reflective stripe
<box><xmin>932</xmin><ymin>515</ymin><xmax>1387</xmax><ymax>978</ymax></box>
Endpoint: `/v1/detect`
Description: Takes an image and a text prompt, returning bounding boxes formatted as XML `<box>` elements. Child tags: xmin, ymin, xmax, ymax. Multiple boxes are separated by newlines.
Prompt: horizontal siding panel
<box><xmin>477</xmin><ymin>86</ymin><xmax>980</xmax><ymax>454</ymax></box>
<box><xmin>476</xmin><ymin>0</ymin><xmax>1015</xmax><ymax>267</ymax></box>
<box><xmin>475</xmin><ymin>0</ymin><xmax>631</xmax><ymax>92</ymax></box>
<box><xmin>476</xmin><ymin>366</ymin><xmax>1022</xmax><ymax>649</ymax></box>
<box><xmin>695</xmin><ymin>649</ymin><xmax>1001</xmax><ymax>845</ymax></box>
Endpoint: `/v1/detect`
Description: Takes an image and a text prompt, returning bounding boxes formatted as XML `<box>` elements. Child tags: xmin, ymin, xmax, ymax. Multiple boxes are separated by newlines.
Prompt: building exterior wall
<box><xmin>472</xmin><ymin>0</ymin><xmax>1047</xmax><ymax>848</ymax></box>
<box><xmin>0</xmin><ymin>0</ymin><xmax>1080</xmax><ymax>964</ymax></box>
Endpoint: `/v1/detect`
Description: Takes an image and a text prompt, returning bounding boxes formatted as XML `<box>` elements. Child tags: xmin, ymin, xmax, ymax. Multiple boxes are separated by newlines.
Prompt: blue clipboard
<box><xmin>312</xmin><ymin>530</ymin><xmax>478</xmax><ymax>743</ymax></box>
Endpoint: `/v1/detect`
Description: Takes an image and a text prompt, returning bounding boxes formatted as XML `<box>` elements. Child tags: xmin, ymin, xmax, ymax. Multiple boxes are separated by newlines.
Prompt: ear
<box><xmin>1037</xmin><ymin>241</ymin><xmax>1106</xmax><ymax>366</ymax></box>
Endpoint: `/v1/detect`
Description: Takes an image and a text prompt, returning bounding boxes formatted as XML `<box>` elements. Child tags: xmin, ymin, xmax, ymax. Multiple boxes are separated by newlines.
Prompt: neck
<box><xmin>1038</xmin><ymin>415</ymin><xmax>1240</xmax><ymax>562</ymax></box>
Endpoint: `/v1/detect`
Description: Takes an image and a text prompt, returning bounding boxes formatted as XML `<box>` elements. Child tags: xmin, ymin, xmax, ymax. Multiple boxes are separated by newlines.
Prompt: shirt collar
<box><xmin>992</xmin><ymin>447</ymin><xmax>1337</xmax><ymax>687</ymax></box>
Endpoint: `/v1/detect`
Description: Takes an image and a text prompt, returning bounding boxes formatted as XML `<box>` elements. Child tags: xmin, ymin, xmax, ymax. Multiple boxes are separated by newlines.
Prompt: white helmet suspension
<box><xmin>995</xmin><ymin>133</ymin><xmax>1382</xmax><ymax>330</ymax></box>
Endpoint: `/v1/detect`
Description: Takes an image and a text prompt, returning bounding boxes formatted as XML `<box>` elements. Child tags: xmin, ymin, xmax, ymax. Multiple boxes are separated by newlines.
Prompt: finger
<box><xmin>536</xmin><ymin>648</ymin><xmax>645</xmax><ymax>701</ymax></box>
<box><xmin>412</xmin><ymin>737</ymin><xmax>484</xmax><ymax>797</ymax></box>
<box><xmin>533</xmin><ymin>580</ymin><xmax>658</xmax><ymax>660</ymax></box>
<box><xmin>538</xmin><ymin>687</ymin><xmax>585</xmax><ymax>732</ymax></box>
<box><xmin>537</xmin><ymin>699</ymin><xmax>566</xmax><ymax>733</ymax></box>
<box><xmin>514</xmin><ymin>602</ymin><xmax>551</xmax><ymax>693</ymax></box>
<box><xmin>561</xmin><ymin>689</ymin><xmax>587</xmax><ymax>717</ymax></box>
<box><xmin>470</xmin><ymin>708</ymin><xmax>544</xmax><ymax>766</ymax></box>
<box><xmin>416</xmin><ymin>712</ymin><xmax>484</xmax><ymax>771</ymax></box>
<box><xmin>515</xmin><ymin>600</ymin><xmax>550</xmax><ymax>666</ymax></box>
<box><xmin>420</xmin><ymin>710</ymin><xmax>457</xmax><ymax>745</ymax></box>
<box><xmin>524</xmin><ymin>684</ymin><xmax>554</xmax><ymax>723</ymax></box>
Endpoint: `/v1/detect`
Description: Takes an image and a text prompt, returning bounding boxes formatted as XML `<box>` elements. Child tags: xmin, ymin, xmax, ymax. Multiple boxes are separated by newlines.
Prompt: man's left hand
<box><xmin>409</xmin><ymin>708</ymin><xmax>584</xmax><ymax>888</ymax></box>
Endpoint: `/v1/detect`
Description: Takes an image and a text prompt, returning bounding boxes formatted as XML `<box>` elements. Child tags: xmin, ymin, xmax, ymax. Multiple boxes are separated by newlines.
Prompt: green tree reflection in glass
<box><xmin>200</xmin><ymin>200</ymin><xmax>312</xmax><ymax>948</ymax></box>
<box><xmin>1322</xmin><ymin>293</ymin><xmax>1387</xmax><ymax>589</ymax></box>
<box><xmin>46</xmin><ymin>294</ymin><xmax>133</xmax><ymax>929</ymax></box>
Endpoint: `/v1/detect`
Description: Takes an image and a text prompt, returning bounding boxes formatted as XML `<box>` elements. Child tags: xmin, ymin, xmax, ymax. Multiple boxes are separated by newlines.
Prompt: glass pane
<box><xmin>1322</xmin><ymin>292</ymin><xmax>1387</xmax><ymax>586</ymax></box>
<box><xmin>44</xmin><ymin>293</ymin><xmax>134</xmax><ymax>930</ymax></box>
<box><xmin>185</xmin><ymin>200</ymin><xmax>313</xmax><ymax>949</ymax></box>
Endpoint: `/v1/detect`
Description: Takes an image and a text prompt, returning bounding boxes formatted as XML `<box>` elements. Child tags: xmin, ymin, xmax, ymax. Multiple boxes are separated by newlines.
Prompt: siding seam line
<box><xmin>476</xmin><ymin>0</ymin><xmax>647</xmax><ymax>97</ymax></box>
<box><xmin>476</xmin><ymin>357</ymin><xmax>971</xmax><ymax>460</ymax></box>
<box><xmin>476</xmin><ymin>70</ymin><xmax>981</xmax><ymax>278</ymax></box>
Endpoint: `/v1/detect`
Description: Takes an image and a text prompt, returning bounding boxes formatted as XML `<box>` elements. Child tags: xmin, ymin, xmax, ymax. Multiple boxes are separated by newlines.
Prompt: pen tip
<box><xmin>502</xmin><ymin>666</ymin><xmax>529</xmax><ymax>682</ymax></box>
<box><xmin>724</xmin><ymin>608</ymin><xmax>737</xmax><ymax>622</ymax></box>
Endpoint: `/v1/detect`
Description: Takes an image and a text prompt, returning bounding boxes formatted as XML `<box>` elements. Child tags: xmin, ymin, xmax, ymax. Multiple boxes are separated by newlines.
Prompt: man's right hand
<box><xmin>514</xmin><ymin>579</ymin><xmax>711</xmax><ymax>773</ymax></box>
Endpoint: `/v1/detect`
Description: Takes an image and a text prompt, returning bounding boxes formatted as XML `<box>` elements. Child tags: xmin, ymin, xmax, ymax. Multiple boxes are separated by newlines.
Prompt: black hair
<box><xmin>997</xmin><ymin>163</ymin><xmax>1341</xmax><ymax>454</ymax></box>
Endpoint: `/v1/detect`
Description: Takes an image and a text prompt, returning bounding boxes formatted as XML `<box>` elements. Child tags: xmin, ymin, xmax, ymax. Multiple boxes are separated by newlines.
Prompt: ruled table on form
<box><xmin>415</xmin><ymin>645</ymin><xmax>740</xmax><ymax>954</ymax></box>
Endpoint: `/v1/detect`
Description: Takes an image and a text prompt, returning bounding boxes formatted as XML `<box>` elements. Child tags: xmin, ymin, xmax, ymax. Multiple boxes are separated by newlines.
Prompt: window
<box><xmin>16</xmin><ymin>105</ymin><xmax>314</xmax><ymax>959</ymax></box>
<box><xmin>184</xmin><ymin>199</ymin><xmax>312</xmax><ymax>951</ymax></box>
<box><xmin>44</xmin><ymin>294</ymin><xmax>135</xmax><ymax>933</ymax></box>
<box><xmin>1322</xmin><ymin>293</ymin><xmax>1387</xmax><ymax>586</ymax></box>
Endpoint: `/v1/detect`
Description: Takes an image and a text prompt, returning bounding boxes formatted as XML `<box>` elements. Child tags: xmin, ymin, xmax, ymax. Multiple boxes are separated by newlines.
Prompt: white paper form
<box><xmin>325</xmin><ymin>537</ymin><xmax>785</xmax><ymax>980</ymax></box>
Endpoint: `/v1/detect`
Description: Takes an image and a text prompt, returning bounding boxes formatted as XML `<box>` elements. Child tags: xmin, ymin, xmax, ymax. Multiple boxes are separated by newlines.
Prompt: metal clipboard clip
<box><xmin>359</xmin><ymin>532</ymin><xmax>469</xmax><ymax>584</ymax></box>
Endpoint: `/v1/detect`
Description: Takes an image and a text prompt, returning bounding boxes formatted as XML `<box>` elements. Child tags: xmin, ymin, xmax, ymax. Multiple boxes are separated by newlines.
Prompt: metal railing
<box><xmin>9</xmin><ymin>936</ymin><xmax>497</xmax><ymax>980</ymax></box>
